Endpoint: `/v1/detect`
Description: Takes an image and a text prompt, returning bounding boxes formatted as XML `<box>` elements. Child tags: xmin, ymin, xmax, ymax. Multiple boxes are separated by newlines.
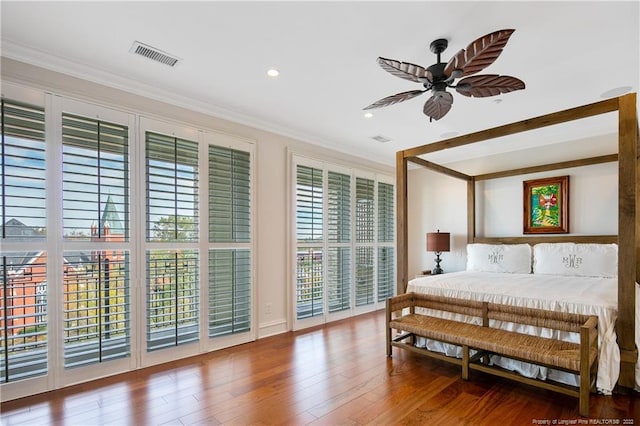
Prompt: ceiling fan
<box><xmin>364</xmin><ymin>29</ymin><xmax>525</xmax><ymax>122</ymax></box>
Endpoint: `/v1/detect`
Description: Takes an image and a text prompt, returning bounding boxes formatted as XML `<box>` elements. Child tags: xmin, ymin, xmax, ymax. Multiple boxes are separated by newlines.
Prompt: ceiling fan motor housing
<box><xmin>426</xmin><ymin>62</ymin><xmax>448</xmax><ymax>91</ymax></box>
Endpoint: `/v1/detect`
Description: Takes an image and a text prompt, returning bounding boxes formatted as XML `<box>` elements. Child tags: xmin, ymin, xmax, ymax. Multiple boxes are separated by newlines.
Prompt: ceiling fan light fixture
<box><xmin>364</xmin><ymin>112</ymin><xmax>373</xmax><ymax>118</ymax></box>
<box><xmin>267</xmin><ymin>68</ymin><xmax>280</xmax><ymax>77</ymax></box>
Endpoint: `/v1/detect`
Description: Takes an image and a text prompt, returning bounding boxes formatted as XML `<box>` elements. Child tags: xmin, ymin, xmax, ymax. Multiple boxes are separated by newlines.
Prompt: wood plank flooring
<box><xmin>1</xmin><ymin>310</ymin><xmax>637</xmax><ymax>425</ymax></box>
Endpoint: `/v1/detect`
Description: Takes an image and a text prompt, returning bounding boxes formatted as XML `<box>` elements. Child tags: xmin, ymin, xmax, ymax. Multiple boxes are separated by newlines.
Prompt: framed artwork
<box><xmin>523</xmin><ymin>175</ymin><xmax>569</xmax><ymax>234</ymax></box>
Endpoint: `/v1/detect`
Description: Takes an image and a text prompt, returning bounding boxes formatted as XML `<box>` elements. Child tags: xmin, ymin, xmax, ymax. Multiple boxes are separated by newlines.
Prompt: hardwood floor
<box><xmin>1</xmin><ymin>310</ymin><xmax>637</xmax><ymax>425</ymax></box>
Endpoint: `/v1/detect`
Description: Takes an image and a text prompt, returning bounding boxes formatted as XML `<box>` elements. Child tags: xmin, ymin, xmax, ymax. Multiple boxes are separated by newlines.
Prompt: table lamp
<box><xmin>426</xmin><ymin>230</ymin><xmax>450</xmax><ymax>274</ymax></box>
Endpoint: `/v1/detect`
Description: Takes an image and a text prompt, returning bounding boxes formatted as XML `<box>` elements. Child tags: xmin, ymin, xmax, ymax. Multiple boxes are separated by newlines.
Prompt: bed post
<box><xmin>467</xmin><ymin>178</ymin><xmax>476</xmax><ymax>243</ymax></box>
<box><xmin>617</xmin><ymin>93</ymin><xmax>638</xmax><ymax>389</ymax></box>
<box><xmin>397</xmin><ymin>151</ymin><xmax>408</xmax><ymax>294</ymax></box>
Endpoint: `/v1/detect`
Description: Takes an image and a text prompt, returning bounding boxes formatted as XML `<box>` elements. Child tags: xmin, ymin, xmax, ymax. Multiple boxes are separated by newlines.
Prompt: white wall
<box><xmin>0</xmin><ymin>58</ymin><xmax>394</xmax><ymax>339</ymax></box>
<box><xmin>407</xmin><ymin>168</ymin><xmax>468</xmax><ymax>278</ymax></box>
<box><xmin>407</xmin><ymin>155</ymin><xmax>619</xmax><ymax>278</ymax></box>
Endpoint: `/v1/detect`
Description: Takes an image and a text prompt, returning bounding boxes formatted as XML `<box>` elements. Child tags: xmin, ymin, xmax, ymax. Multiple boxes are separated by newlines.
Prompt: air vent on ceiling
<box><xmin>129</xmin><ymin>41</ymin><xmax>181</xmax><ymax>67</ymax></box>
<box><xmin>371</xmin><ymin>135</ymin><xmax>392</xmax><ymax>143</ymax></box>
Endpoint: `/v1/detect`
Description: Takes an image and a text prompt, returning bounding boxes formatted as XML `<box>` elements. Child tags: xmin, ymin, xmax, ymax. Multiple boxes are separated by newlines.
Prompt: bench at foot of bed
<box><xmin>386</xmin><ymin>292</ymin><xmax>598</xmax><ymax>417</ymax></box>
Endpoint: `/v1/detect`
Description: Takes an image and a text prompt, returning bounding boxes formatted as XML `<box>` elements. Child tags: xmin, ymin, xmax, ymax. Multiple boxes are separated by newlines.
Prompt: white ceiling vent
<box><xmin>130</xmin><ymin>41</ymin><xmax>181</xmax><ymax>67</ymax></box>
<box><xmin>371</xmin><ymin>135</ymin><xmax>392</xmax><ymax>143</ymax></box>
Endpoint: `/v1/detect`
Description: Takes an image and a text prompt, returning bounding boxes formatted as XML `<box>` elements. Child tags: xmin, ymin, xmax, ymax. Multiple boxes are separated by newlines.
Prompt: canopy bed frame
<box><xmin>395</xmin><ymin>93</ymin><xmax>638</xmax><ymax>389</ymax></box>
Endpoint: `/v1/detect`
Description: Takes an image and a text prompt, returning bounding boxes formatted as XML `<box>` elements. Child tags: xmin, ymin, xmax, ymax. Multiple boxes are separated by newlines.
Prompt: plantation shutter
<box><xmin>295</xmin><ymin>165</ymin><xmax>323</xmax><ymax>319</ymax></box>
<box><xmin>146</xmin><ymin>132</ymin><xmax>199</xmax><ymax>242</ymax></box>
<box><xmin>208</xmin><ymin>145</ymin><xmax>252</xmax><ymax>338</ymax></box>
<box><xmin>296</xmin><ymin>165</ymin><xmax>323</xmax><ymax>243</ymax></box>
<box><xmin>1</xmin><ymin>253</ymin><xmax>48</xmax><ymax>382</ymax></box>
<box><xmin>327</xmin><ymin>172</ymin><xmax>350</xmax><ymax>243</ymax></box>
<box><xmin>62</xmin><ymin>113</ymin><xmax>129</xmax><ymax>239</ymax></box>
<box><xmin>327</xmin><ymin>247</ymin><xmax>350</xmax><ymax>312</ymax></box>
<box><xmin>62</xmin><ymin>252</ymin><xmax>130</xmax><ymax>367</ymax></box>
<box><xmin>1</xmin><ymin>98</ymin><xmax>48</xmax><ymax>382</ymax></box>
<box><xmin>60</xmin><ymin>112</ymin><xmax>131</xmax><ymax>368</ymax></box>
<box><xmin>146</xmin><ymin>249</ymin><xmax>199</xmax><ymax>351</ymax></box>
<box><xmin>327</xmin><ymin>171</ymin><xmax>351</xmax><ymax>312</ymax></box>
<box><xmin>145</xmin><ymin>130</ymin><xmax>200</xmax><ymax>351</ymax></box>
<box><xmin>377</xmin><ymin>182</ymin><xmax>394</xmax><ymax>242</ymax></box>
<box><xmin>208</xmin><ymin>249</ymin><xmax>250</xmax><ymax>336</ymax></box>
<box><xmin>1</xmin><ymin>99</ymin><xmax>46</xmax><ymax>238</ymax></box>
<box><xmin>377</xmin><ymin>182</ymin><xmax>395</xmax><ymax>301</ymax></box>
<box><xmin>355</xmin><ymin>177</ymin><xmax>375</xmax><ymax>306</ymax></box>
<box><xmin>377</xmin><ymin>247</ymin><xmax>394</xmax><ymax>302</ymax></box>
<box><xmin>209</xmin><ymin>146</ymin><xmax>250</xmax><ymax>243</ymax></box>
<box><xmin>355</xmin><ymin>177</ymin><xmax>374</xmax><ymax>243</ymax></box>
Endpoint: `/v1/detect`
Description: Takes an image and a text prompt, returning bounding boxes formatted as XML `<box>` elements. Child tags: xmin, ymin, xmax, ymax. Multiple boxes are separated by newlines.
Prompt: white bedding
<box><xmin>406</xmin><ymin>271</ymin><xmax>640</xmax><ymax>393</ymax></box>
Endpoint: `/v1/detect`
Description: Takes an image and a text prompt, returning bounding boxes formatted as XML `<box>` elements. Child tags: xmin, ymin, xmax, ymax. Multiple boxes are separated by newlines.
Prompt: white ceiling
<box><xmin>1</xmin><ymin>1</ymin><xmax>639</xmax><ymax>169</ymax></box>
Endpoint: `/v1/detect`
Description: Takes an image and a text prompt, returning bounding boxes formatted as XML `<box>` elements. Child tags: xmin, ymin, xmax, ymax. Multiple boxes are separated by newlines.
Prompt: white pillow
<box><xmin>533</xmin><ymin>243</ymin><xmax>618</xmax><ymax>278</ymax></box>
<box><xmin>466</xmin><ymin>244</ymin><xmax>532</xmax><ymax>274</ymax></box>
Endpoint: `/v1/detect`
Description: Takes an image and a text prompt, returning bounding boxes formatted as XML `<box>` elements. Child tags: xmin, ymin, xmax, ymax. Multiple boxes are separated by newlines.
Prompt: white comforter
<box><xmin>406</xmin><ymin>271</ymin><xmax>640</xmax><ymax>393</ymax></box>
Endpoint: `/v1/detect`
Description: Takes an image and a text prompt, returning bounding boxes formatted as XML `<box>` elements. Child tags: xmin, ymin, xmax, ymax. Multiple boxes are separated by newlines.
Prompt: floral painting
<box><xmin>523</xmin><ymin>176</ymin><xmax>569</xmax><ymax>234</ymax></box>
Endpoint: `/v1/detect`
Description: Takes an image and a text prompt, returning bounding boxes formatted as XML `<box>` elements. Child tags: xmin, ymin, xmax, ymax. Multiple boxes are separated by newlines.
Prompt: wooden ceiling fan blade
<box><xmin>364</xmin><ymin>89</ymin><xmax>427</xmax><ymax>110</ymax></box>
<box><xmin>377</xmin><ymin>57</ymin><xmax>433</xmax><ymax>83</ymax></box>
<box><xmin>423</xmin><ymin>91</ymin><xmax>453</xmax><ymax>121</ymax></box>
<box><xmin>448</xmin><ymin>29</ymin><xmax>516</xmax><ymax>77</ymax></box>
<box><xmin>443</xmin><ymin>49</ymin><xmax>465</xmax><ymax>78</ymax></box>
<box><xmin>455</xmin><ymin>74</ymin><xmax>525</xmax><ymax>98</ymax></box>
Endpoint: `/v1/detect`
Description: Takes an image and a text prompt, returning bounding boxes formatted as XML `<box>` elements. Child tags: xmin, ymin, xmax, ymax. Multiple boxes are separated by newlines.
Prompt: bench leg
<box><xmin>578</xmin><ymin>363</ymin><xmax>591</xmax><ymax>417</ymax></box>
<box><xmin>462</xmin><ymin>345</ymin><xmax>469</xmax><ymax>380</ymax></box>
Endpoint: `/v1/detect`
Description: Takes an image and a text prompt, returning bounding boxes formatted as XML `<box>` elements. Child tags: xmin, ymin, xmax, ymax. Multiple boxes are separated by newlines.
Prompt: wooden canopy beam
<box><xmin>402</xmin><ymin>97</ymin><xmax>618</xmax><ymax>158</ymax></box>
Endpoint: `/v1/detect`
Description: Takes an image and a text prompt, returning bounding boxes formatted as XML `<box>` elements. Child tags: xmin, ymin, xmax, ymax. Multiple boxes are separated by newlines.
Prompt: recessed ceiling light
<box><xmin>600</xmin><ymin>86</ymin><xmax>632</xmax><ymax>98</ymax></box>
<box><xmin>364</xmin><ymin>112</ymin><xmax>373</xmax><ymax>118</ymax></box>
<box><xmin>267</xmin><ymin>68</ymin><xmax>280</xmax><ymax>77</ymax></box>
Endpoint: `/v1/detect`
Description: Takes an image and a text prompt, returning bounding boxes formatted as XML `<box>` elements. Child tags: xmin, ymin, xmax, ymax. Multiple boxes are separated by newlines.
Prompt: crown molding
<box><xmin>1</xmin><ymin>40</ymin><xmax>391</xmax><ymax>167</ymax></box>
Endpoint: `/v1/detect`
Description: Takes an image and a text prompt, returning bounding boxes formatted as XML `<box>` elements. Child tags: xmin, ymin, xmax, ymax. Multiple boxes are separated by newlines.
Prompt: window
<box><xmin>1</xmin><ymin>89</ymin><xmax>254</xmax><ymax>398</ymax></box>
<box><xmin>1</xmin><ymin>98</ymin><xmax>48</xmax><ymax>383</ymax></box>
<box><xmin>293</xmin><ymin>156</ymin><xmax>395</xmax><ymax>327</ymax></box>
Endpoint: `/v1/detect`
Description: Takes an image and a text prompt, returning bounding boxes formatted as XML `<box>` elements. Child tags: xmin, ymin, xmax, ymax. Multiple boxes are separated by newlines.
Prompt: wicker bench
<box><xmin>386</xmin><ymin>292</ymin><xmax>598</xmax><ymax>417</ymax></box>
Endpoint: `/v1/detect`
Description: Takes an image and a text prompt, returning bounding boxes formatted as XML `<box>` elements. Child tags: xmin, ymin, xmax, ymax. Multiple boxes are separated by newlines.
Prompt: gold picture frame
<box><xmin>523</xmin><ymin>175</ymin><xmax>569</xmax><ymax>234</ymax></box>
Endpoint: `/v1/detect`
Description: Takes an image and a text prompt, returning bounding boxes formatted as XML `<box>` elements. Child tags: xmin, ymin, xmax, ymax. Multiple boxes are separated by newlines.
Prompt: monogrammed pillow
<box><xmin>532</xmin><ymin>243</ymin><xmax>618</xmax><ymax>278</ymax></box>
<box><xmin>466</xmin><ymin>243</ymin><xmax>532</xmax><ymax>274</ymax></box>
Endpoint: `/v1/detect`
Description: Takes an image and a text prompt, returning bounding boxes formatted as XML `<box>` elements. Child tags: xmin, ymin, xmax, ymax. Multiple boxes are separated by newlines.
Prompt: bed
<box><xmin>406</xmin><ymin>243</ymin><xmax>640</xmax><ymax>393</ymax></box>
<box><xmin>395</xmin><ymin>93</ymin><xmax>639</xmax><ymax>391</ymax></box>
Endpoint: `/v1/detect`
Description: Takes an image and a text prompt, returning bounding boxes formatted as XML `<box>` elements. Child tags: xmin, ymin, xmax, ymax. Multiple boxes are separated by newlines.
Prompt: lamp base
<box><xmin>432</xmin><ymin>252</ymin><xmax>444</xmax><ymax>275</ymax></box>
